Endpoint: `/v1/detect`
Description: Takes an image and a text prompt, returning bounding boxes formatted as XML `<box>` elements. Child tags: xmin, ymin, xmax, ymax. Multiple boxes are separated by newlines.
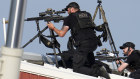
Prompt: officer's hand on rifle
<box><xmin>47</xmin><ymin>22</ymin><xmax>55</xmax><ymax>30</ymax></box>
<box><xmin>116</xmin><ymin>60</ymin><xmax>120</xmax><ymax>64</ymax></box>
<box><xmin>116</xmin><ymin>60</ymin><xmax>123</xmax><ymax>65</ymax></box>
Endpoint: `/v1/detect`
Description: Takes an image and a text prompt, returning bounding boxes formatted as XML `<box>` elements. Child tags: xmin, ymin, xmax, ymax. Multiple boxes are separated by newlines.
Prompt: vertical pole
<box><xmin>6</xmin><ymin>0</ymin><xmax>27</xmax><ymax>48</ymax></box>
<box><xmin>2</xmin><ymin>18</ymin><xmax>7</xmax><ymax>44</ymax></box>
<box><xmin>0</xmin><ymin>0</ymin><xmax>27</xmax><ymax>79</ymax></box>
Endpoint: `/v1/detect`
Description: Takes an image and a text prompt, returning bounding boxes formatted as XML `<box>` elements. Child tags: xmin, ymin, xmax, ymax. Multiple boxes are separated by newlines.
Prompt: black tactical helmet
<box><xmin>120</xmin><ymin>42</ymin><xmax>135</xmax><ymax>49</ymax></box>
<box><xmin>64</xmin><ymin>2</ymin><xmax>80</xmax><ymax>11</ymax></box>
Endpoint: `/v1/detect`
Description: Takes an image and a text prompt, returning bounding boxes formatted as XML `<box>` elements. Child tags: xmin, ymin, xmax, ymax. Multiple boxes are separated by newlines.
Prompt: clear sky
<box><xmin>0</xmin><ymin>0</ymin><xmax>140</xmax><ymax>57</ymax></box>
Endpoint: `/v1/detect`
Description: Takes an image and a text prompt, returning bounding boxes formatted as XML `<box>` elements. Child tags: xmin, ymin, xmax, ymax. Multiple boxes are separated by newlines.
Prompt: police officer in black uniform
<box><xmin>47</xmin><ymin>2</ymin><xmax>109</xmax><ymax>78</ymax></box>
<box><xmin>117</xmin><ymin>42</ymin><xmax>140</xmax><ymax>79</ymax></box>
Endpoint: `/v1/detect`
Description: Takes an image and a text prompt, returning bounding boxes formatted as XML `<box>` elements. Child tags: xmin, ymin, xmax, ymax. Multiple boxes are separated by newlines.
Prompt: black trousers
<box><xmin>129</xmin><ymin>69</ymin><xmax>140</xmax><ymax>79</ymax></box>
<box><xmin>73</xmin><ymin>39</ymin><xmax>98</xmax><ymax>76</ymax></box>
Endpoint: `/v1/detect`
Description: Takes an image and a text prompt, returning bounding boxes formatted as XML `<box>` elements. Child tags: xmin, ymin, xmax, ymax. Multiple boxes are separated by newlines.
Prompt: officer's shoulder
<box><xmin>133</xmin><ymin>50</ymin><xmax>140</xmax><ymax>55</ymax></box>
<box><xmin>134</xmin><ymin>50</ymin><xmax>140</xmax><ymax>52</ymax></box>
<box><xmin>79</xmin><ymin>11</ymin><xmax>90</xmax><ymax>14</ymax></box>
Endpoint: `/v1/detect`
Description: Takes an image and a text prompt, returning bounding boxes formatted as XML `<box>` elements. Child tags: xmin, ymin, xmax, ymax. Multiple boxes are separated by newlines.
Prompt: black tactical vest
<box><xmin>71</xmin><ymin>11</ymin><xmax>94</xmax><ymax>35</ymax></box>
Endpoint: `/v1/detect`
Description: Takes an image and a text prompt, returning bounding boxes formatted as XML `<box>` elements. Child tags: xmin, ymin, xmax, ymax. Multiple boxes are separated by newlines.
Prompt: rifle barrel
<box><xmin>25</xmin><ymin>16</ymin><xmax>66</xmax><ymax>22</ymax></box>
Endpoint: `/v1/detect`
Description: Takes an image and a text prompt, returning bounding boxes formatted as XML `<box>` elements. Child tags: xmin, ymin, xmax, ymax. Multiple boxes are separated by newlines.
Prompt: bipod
<box><xmin>22</xmin><ymin>20</ymin><xmax>48</xmax><ymax>48</ymax></box>
<box><xmin>22</xmin><ymin>19</ymin><xmax>66</xmax><ymax>68</ymax></box>
<box><xmin>48</xmin><ymin>28</ymin><xmax>67</xmax><ymax>68</ymax></box>
<box><xmin>93</xmin><ymin>0</ymin><xmax>119</xmax><ymax>67</ymax></box>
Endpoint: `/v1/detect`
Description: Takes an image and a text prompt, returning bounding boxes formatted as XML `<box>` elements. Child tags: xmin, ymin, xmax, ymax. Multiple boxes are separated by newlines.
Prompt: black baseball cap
<box><xmin>120</xmin><ymin>42</ymin><xmax>135</xmax><ymax>49</ymax></box>
<box><xmin>64</xmin><ymin>2</ymin><xmax>80</xmax><ymax>11</ymax></box>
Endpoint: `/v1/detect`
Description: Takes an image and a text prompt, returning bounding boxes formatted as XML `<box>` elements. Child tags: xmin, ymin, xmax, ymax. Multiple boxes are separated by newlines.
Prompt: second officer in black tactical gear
<box><xmin>47</xmin><ymin>2</ymin><xmax>109</xmax><ymax>78</ymax></box>
<box><xmin>117</xmin><ymin>42</ymin><xmax>140</xmax><ymax>79</ymax></box>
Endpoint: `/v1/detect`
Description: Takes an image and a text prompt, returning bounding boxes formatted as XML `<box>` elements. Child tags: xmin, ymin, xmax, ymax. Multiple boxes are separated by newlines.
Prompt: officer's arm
<box><xmin>55</xmin><ymin>26</ymin><xmax>69</xmax><ymax>37</ymax></box>
<box><xmin>47</xmin><ymin>22</ymin><xmax>69</xmax><ymax>37</ymax></box>
<box><xmin>118</xmin><ymin>62</ymin><xmax>128</xmax><ymax>72</ymax></box>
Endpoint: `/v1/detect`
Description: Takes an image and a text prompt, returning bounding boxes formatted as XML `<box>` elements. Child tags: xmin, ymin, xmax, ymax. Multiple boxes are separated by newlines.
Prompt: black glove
<box><xmin>94</xmin><ymin>25</ymin><xmax>104</xmax><ymax>32</ymax></box>
<box><xmin>102</xmin><ymin>31</ymin><xmax>107</xmax><ymax>42</ymax></box>
<box><xmin>101</xmin><ymin>23</ymin><xmax>107</xmax><ymax>42</ymax></box>
<box><xmin>97</xmin><ymin>35</ymin><xmax>102</xmax><ymax>46</ymax></box>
